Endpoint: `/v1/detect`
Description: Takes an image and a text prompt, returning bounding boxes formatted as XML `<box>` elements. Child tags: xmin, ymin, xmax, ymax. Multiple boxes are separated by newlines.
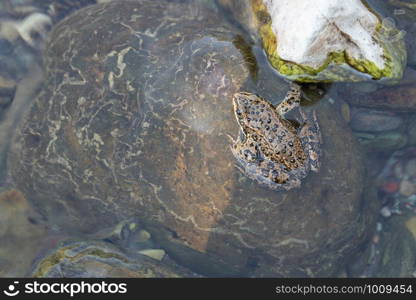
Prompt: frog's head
<box><xmin>233</xmin><ymin>92</ymin><xmax>257</xmax><ymax>111</ymax></box>
<box><xmin>232</xmin><ymin>92</ymin><xmax>268</xmax><ymax>128</ymax></box>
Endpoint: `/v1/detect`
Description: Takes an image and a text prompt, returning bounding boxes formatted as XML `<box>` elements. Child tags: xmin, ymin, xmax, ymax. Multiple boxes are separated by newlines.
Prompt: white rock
<box><xmin>263</xmin><ymin>0</ymin><xmax>385</xmax><ymax>69</ymax></box>
<box><xmin>380</xmin><ymin>206</ymin><xmax>392</xmax><ymax>218</ymax></box>
<box><xmin>138</xmin><ymin>249</ymin><xmax>165</xmax><ymax>261</ymax></box>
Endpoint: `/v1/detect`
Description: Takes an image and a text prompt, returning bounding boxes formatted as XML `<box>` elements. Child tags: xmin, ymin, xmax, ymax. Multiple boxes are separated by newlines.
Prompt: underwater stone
<box><xmin>349</xmin><ymin>108</ymin><xmax>404</xmax><ymax>133</ymax></box>
<box><xmin>31</xmin><ymin>240</ymin><xmax>199</xmax><ymax>278</ymax></box>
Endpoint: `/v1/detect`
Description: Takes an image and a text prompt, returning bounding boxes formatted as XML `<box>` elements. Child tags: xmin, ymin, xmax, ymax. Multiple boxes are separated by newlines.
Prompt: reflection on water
<box><xmin>0</xmin><ymin>0</ymin><xmax>415</xmax><ymax>278</ymax></box>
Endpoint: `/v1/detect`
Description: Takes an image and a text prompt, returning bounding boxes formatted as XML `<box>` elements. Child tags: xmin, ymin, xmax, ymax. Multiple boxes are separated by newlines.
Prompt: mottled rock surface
<box><xmin>32</xmin><ymin>240</ymin><xmax>199</xmax><ymax>277</ymax></box>
<box><xmin>10</xmin><ymin>0</ymin><xmax>377</xmax><ymax>276</ymax></box>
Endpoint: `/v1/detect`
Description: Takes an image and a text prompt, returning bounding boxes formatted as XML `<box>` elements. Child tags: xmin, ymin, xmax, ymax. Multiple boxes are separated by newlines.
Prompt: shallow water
<box><xmin>0</xmin><ymin>0</ymin><xmax>415</xmax><ymax>277</ymax></box>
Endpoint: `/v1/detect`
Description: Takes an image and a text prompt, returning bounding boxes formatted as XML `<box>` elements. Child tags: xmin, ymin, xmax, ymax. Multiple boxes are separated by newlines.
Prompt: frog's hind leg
<box><xmin>275</xmin><ymin>83</ymin><xmax>302</xmax><ymax>116</ymax></box>
<box><xmin>299</xmin><ymin>109</ymin><xmax>321</xmax><ymax>172</ymax></box>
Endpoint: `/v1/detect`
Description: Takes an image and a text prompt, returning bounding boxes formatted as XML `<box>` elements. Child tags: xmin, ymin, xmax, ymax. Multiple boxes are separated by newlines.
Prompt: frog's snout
<box><xmin>232</xmin><ymin>92</ymin><xmax>252</xmax><ymax>109</ymax></box>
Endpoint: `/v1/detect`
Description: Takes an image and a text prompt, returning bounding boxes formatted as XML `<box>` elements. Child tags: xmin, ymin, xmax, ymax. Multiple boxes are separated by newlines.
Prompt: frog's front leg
<box><xmin>275</xmin><ymin>83</ymin><xmax>302</xmax><ymax>116</ymax></box>
<box><xmin>299</xmin><ymin>109</ymin><xmax>321</xmax><ymax>172</ymax></box>
<box><xmin>230</xmin><ymin>133</ymin><xmax>259</xmax><ymax>163</ymax></box>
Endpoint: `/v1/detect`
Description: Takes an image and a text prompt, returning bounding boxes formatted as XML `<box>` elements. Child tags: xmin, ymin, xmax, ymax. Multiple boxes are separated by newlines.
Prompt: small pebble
<box><xmin>393</xmin><ymin>9</ymin><xmax>406</xmax><ymax>15</ymax></box>
<box><xmin>381</xmin><ymin>181</ymin><xmax>399</xmax><ymax>194</ymax></box>
<box><xmin>394</xmin><ymin>162</ymin><xmax>404</xmax><ymax>178</ymax></box>
<box><xmin>405</xmin><ymin>159</ymin><xmax>416</xmax><ymax>177</ymax></box>
<box><xmin>350</xmin><ymin>108</ymin><xmax>403</xmax><ymax>133</ymax></box>
<box><xmin>138</xmin><ymin>249</ymin><xmax>165</xmax><ymax>261</ymax></box>
<box><xmin>137</xmin><ymin>229</ymin><xmax>151</xmax><ymax>242</ymax></box>
<box><xmin>380</xmin><ymin>206</ymin><xmax>392</xmax><ymax>218</ymax></box>
<box><xmin>399</xmin><ymin>180</ymin><xmax>416</xmax><ymax>197</ymax></box>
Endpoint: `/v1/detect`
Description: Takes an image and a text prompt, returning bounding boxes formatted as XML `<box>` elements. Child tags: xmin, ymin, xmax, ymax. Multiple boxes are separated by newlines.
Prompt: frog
<box><xmin>230</xmin><ymin>83</ymin><xmax>321</xmax><ymax>191</ymax></box>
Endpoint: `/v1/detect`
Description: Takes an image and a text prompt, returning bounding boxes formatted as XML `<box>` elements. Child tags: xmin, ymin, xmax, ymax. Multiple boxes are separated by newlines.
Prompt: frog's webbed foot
<box><xmin>268</xmin><ymin>166</ymin><xmax>302</xmax><ymax>190</ymax></box>
<box><xmin>299</xmin><ymin>109</ymin><xmax>321</xmax><ymax>172</ymax></box>
<box><xmin>276</xmin><ymin>83</ymin><xmax>302</xmax><ymax>116</ymax></box>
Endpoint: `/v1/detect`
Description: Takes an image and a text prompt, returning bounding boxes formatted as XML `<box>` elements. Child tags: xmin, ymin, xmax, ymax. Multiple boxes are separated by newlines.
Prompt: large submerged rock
<box><xmin>9</xmin><ymin>0</ymin><xmax>377</xmax><ymax>276</ymax></box>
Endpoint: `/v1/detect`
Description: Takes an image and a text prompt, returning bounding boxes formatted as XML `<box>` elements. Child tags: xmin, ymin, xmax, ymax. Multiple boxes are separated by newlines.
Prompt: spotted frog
<box><xmin>231</xmin><ymin>83</ymin><xmax>321</xmax><ymax>191</ymax></box>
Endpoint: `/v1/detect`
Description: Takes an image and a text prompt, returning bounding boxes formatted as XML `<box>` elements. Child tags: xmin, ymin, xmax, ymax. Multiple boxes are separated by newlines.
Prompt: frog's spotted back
<box><xmin>231</xmin><ymin>84</ymin><xmax>321</xmax><ymax>191</ymax></box>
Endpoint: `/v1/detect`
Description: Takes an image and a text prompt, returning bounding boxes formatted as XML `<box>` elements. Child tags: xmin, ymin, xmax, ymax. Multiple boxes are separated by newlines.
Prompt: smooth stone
<box><xmin>342</xmin><ymin>83</ymin><xmax>416</xmax><ymax>111</ymax></box>
<box><xmin>349</xmin><ymin>107</ymin><xmax>404</xmax><ymax>133</ymax></box>
<box><xmin>355</xmin><ymin>131</ymin><xmax>408</xmax><ymax>152</ymax></box>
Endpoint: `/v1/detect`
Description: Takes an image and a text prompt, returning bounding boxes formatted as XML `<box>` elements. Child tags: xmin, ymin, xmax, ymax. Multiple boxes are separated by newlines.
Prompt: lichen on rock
<box><xmin>251</xmin><ymin>0</ymin><xmax>406</xmax><ymax>82</ymax></box>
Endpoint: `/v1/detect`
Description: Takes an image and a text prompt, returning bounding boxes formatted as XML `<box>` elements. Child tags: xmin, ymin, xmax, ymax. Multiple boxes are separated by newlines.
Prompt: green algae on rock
<box><xmin>9</xmin><ymin>0</ymin><xmax>378</xmax><ymax>277</ymax></box>
<box><xmin>31</xmin><ymin>240</ymin><xmax>199</xmax><ymax>277</ymax></box>
<box><xmin>250</xmin><ymin>0</ymin><xmax>406</xmax><ymax>82</ymax></box>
